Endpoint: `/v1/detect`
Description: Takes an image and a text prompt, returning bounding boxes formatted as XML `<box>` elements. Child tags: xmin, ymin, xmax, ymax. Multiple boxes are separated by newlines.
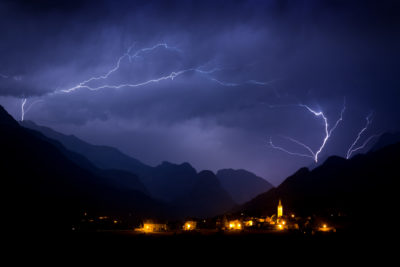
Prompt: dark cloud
<box><xmin>1</xmin><ymin>0</ymin><xmax>400</xmax><ymax>184</ymax></box>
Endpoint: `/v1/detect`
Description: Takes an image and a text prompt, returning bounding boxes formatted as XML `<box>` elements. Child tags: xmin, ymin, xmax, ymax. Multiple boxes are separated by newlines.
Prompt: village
<box><xmin>76</xmin><ymin>200</ymin><xmax>337</xmax><ymax>235</ymax></box>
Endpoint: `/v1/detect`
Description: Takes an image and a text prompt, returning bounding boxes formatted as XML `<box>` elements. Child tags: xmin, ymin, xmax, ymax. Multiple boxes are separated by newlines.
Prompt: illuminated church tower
<box><xmin>277</xmin><ymin>199</ymin><xmax>283</xmax><ymax>218</ymax></box>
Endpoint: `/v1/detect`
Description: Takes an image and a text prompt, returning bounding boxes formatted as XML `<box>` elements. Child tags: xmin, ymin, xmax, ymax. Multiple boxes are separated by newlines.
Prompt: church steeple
<box><xmin>277</xmin><ymin>199</ymin><xmax>283</xmax><ymax>218</ymax></box>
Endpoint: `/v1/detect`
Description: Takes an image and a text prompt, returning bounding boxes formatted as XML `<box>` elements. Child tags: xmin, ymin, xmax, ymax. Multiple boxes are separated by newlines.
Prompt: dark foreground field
<box><xmin>57</xmin><ymin>229</ymin><xmax>387</xmax><ymax>250</ymax></box>
<box><xmin>5</xmin><ymin>229</ymin><xmax>395</xmax><ymax>264</ymax></box>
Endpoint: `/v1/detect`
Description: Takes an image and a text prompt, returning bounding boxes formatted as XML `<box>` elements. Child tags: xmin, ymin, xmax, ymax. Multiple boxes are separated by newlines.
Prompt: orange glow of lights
<box><xmin>183</xmin><ymin>221</ymin><xmax>196</xmax><ymax>231</ymax></box>
<box><xmin>228</xmin><ymin>220</ymin><xmax>242</xmax><ymax>230</ymax></box>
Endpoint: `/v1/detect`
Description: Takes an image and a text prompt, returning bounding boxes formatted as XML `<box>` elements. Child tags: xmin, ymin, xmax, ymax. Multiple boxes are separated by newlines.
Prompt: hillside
<box><xmin>20</xmin><ymin>119</ymin><xmax>236</xmax><ymax>217</ymax></box>
<box><xmin>175</xmin><ymin>170</ymin><xmax>236</xmax><ymax>218</ymax></box>
<box><xmin>22</xmin><ymin>120</ymin><xmax>263</xmax><ymax>210</ymax></box>
<box><xmin>216</xmin><ymin>169</ymin><xmax>273</xmax><ymax>204</ymax></box>
<box><xmin>239</xmin><ymin>141</ymin><xmax>399</xmax><ymax>227</ymax></box>
<box><xmin>0</xmin><ymin>106</ymin><xmax>170</xmax><ymax>232</ymax></box>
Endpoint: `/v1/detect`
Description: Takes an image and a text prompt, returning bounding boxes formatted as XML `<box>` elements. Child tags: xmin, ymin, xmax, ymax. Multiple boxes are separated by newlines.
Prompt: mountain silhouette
<box><xmin>0</xmin><ymin>106</ymin><xmax>171</xmax><ymax>232</ymax></box>
<box><xmin>22</xmin><ymin>124</ymin><xmax>149</xmax><ymax>195</ymax></box>
<box><xmin>21</xmin><ymin>121</ymin><xmax>202</xmax><ymax>202</ymax></box>
<box><xmin>21</xmin><ymin>120</ymin><xmax>153</xmax><ymax>176</ymax></box>
<box><xmin>175</xmin><ymin>170</ymin><xmax>236</xmax><ymax>218</ymax></box>
<box><xmin>150</xmin><ymin>161</ymin><xmax>198</xmax><ymax>202</ymax></box>
<box><xmin>239</xmin><ymin>140</ymin><xmax>399</xmax><ymax>230</ymax></box>
<box><xmin>370</xmin><ymin>132</ymin><xmax>400</xmax><ymax>152</ymax></box>
<box><xmin>22</xmin><ymin>120</ymin><xmax>262</xmax><ymax>208</ymax></box>
<box><xmin>216</xmin><ymin>169</ymin><xmax>273</xmax><ymax>204</ymax></box>
<box><xmin>9</xmin><ymin>111</ymin><xmax>236</xmax><ymax>219</ymax></box>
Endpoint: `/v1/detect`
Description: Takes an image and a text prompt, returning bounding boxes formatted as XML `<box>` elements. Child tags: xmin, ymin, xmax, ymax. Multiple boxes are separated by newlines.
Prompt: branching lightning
<box><xmin>268</xmin><ymin>137</ymin><xmax>315</xmax><ymax>159</ymax></box>
<box><xmin>60</xmin><ymin>43</ymin><xmax>182</xmax><ymax>93</ymax></box>
<box><xmin>59</xmin><ymin>43</ymin><xmax>271</xmax><ymax>93</ymax></box>
<box><xmin>269</xmin><ymin>100</ymin><xmax>346</xmax><ymax>163</ymax></box>
<box><xmin>4</xmin><ymin>41</ymin><xmax>383</xmax><ymax>164</ymax></box>
<box><xmin>346</xmin><ymin>113</ymin><xmax>378</xmax><ymax>159</ymax></box>
<box><xmin>61</xmin><ymin>67</ymin><xmax>223</xmax><ymax>93</ymax></box>
<box><xmin>13</xmin><ymin>42</ymin><xmax>275</xmax><ymax>122</ymax></box>
<box><xmin>20</xmin><ymin>98</ymin><xmax>43</xmax><ymax>121</ymax></box>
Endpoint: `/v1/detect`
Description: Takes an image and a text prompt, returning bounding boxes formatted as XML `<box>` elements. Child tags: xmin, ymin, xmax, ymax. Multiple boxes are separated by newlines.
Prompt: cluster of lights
<box><xmin>229</xmin><ymin>221</ymin><xmax>242</xmax><ymax>230</ymax></box>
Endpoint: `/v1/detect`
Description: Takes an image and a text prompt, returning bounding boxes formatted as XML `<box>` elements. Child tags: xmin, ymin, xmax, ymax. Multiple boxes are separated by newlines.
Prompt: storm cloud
<box><xmin>1</xmin><ymin>0</ymin><xmax>399</xmax><ymax>184</ymax></box>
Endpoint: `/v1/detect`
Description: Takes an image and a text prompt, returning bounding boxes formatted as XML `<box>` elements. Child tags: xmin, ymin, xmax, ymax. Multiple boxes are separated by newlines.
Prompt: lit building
<box><xmin>244</xmin><ymin>220</ymin><xmax>254</xmax><ymax>227</ymax></box>
<box><xmin>317</xmin><ymin>224</ymin><xmax>336</xmax><ymax>233</ymax></box>
<box><xmin>227</xmin><ymin>220</ymin><xmax>242</xmax><ymax>230</ymax></box>
<box><xmin>136</xmin><ymin>221</ymin><xmax>167</xmax><ymax>233</ymax></box>
<box><xmin>277</xmin><ymin>199</ymin><xmax>283</xmax><ymax>218</ymax></box>
<box><xmin>183</xmin><ymin>221</ymin><xmax>197</xmax><ymax>231</ymax></box>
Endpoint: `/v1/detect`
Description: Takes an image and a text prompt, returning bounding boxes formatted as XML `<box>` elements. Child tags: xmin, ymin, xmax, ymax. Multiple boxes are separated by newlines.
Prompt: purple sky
<box><xmin>1</xmin><ymin>0</ymin><xmax>400</xmax><ymax>185</ymax></box>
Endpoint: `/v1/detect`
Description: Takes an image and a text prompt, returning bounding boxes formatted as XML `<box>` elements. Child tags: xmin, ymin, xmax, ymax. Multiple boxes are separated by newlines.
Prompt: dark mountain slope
<box><xmin>176</xmin><ymin>170</ymin><xmax>236</xmax><ymax>218</ymax></box>
<box><xmin>21</xmin><ymin>120</ymin><xmax>262</xmax><ymax>217</ymax></box>
<box><xmin>216</xmin><ymin>169</ymin><xmax>273</xmax><ymax>204</ymax></box>
<box><xmin>7</xmin><ymin>111</ymin><xmax>234</xmax><ymax>219</ymax></box>
<box><xmin>23</xmin><ymin>126</ymin><xmax>149</xmax><ymax>195</ymax></box>
<box><xmin>370</xmin><ymin>132</ymin><xmax>400</xmax><ymax>152</ymax></box>
<box><xmin>0</xmin><ymin>106</ymin><xmax>169</xmax><ymax>232</ymax></box>
<box><xmin>240</xmin><ymin>143</ymin><xmax>399</xmax><ymax>224</ymax></box>
<box><xmin>21</xmin><ymin>121</ymin><xmax>199</xmax><ymax>202</ymax></box>
<box><xmin>149</xmin><ymin>161</ymin><xmax>198</xmax><ymax>202</ymax></box>
<box><xmin>21</xmin><ymin>120</ymin><xmax>152</xmax><ymax>176</ymax></box>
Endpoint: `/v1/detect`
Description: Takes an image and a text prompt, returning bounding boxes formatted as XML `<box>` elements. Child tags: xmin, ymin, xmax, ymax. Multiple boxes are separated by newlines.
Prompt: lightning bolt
<box><xmin>61</xmin><ymin>67</ymin><xmax>223</xmax><ymax>93</ymax></box>
<box><xmin>60</xmin><ymin>43</ymin><xmax>183</xmax><ymax>93</ymax></box>
<box><xmin>206</xmin><ymin>78</ymin><xmax>278</xmax><ymax>87</ymax></box>
<box><xmin>208</xmin><ymin>78</ymin><xmax>239</xmax><ymax>87</ymax></box>
<box><xmin>16</xmin><ymin>42</ymin><xmax>274</xmax><ymax>120</ymax></box>
<box><xmin>269</xmin><ymin>100</ymin><xmax>346</xmax><ymax>163</ymax></box>
<box><xmin>246</xmin><ymin>79</ymin><xmax>279</xmax><ymax>86</ymax></box>
<box><xmin>21</xmin><ymin>98</ymin><xmax>27</xmax><ymax>121</ymax></box>
<box><xmin>20</xmin><ymin>98</ymin><xmax>43</xmax><ymax>121</ymax></box>
<box><xmin>346</xmin><ymin>113</ymin><xmax>378</xmax><ymax>159</ymax></box>
<box><xmin>59</xmin><ymin>43</ymin><xmax>272</xmax><ymax>93</ymax></box>
<box><xmin>268</xmin><ymin>137</ymin><xmax>314</xmax><ymax>159</ymax></box>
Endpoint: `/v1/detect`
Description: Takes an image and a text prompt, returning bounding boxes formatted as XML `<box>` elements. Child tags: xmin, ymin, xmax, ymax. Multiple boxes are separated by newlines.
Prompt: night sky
<box><xmin>1</xmin><ymin>0</ymin><xmax>399</xmax><ymax>185</ymax></box>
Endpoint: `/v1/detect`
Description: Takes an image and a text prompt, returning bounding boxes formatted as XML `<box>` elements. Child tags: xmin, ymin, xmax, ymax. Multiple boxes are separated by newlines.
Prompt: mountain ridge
<box><xmin>216</xmin><ymin>168</ymin><xmax>273</xmax><ymax>204</ymax></box>
<box><xmin>21</xmin><ymin>119</ymin><xmax>272</xmax><ymax>207</ymax></box>
<box><xmin>1</xmin><ymin>108</ymin><xmax>172</xmax><ymax>232</ymax></box>
<box><xmin>238</xmin><ymin>140</ymin><xmax>399</xmax><ymax>230</ymax></box>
